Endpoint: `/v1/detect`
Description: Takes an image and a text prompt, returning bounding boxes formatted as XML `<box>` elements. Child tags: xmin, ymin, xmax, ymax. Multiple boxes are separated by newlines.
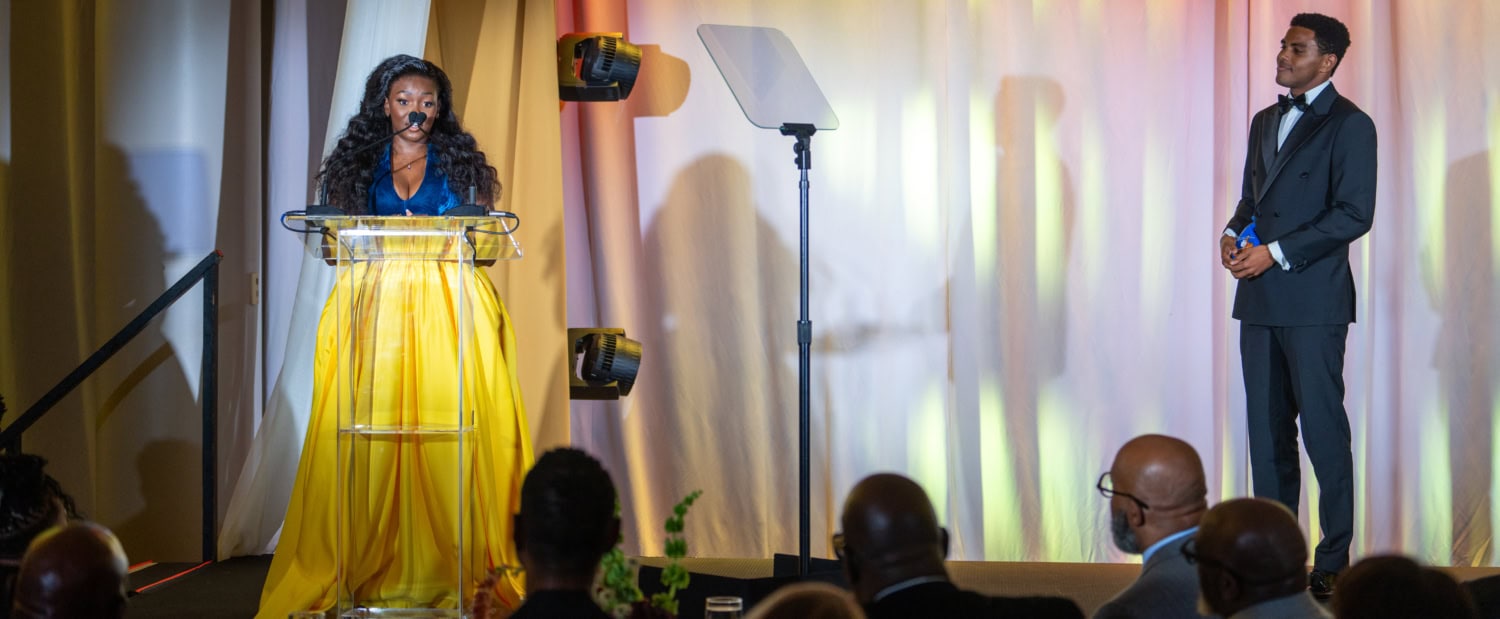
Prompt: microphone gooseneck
<box><xmin>314</xmin><ymin>113</ymin><xmax>431</xmax><ymax>211</ymax></box>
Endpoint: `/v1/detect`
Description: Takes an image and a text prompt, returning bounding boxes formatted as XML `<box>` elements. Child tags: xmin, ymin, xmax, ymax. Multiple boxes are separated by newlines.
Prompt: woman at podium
<box><xmin>257</xmin><ymin>54</ymin><xmax>532</xmax><ymax>617</ymax></box>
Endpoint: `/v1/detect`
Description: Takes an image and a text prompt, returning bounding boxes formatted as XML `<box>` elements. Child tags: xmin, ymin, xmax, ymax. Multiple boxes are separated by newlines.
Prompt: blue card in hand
<box><xmin>1237</xmin><ymin>217</ymin><xmax>1261</xmax><ymax>249</ymax></box>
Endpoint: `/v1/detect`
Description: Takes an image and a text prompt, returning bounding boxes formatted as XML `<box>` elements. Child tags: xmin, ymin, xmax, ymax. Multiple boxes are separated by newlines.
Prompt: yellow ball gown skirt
<box><xmin>257</xmin><ymin>244</ymin><xmax>531</xmax><ymax>617</ymax></box>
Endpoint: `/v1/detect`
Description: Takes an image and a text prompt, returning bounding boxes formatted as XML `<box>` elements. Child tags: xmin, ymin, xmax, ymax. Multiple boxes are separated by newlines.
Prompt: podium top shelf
<box><xmin>286</xmin><ymin>213</ymin><xmax>512</xmax><ymax>226</ymax></box>
<box><xmin>283</xmin><ymin>212</ymin><xmax>523</xmax><ymax>263</ymax></box>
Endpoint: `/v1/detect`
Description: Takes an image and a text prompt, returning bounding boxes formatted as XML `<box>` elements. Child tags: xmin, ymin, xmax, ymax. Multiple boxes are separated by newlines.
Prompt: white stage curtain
<box><xmin>563</xmin><ymin>0</ymin><xmax>1500</xmax><ymax>567</ymax></box>
<box><xmin>216</xmin><ymin>0</ymin><xmax>430</xmax><ymax>558</ymax></box>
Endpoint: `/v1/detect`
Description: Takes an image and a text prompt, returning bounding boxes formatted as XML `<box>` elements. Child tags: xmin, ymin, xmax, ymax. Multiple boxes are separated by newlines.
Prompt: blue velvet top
<box><xmin>369</xmin><ymin>146</ymin><xmax>461</xmax><ymax>215</ymax></box>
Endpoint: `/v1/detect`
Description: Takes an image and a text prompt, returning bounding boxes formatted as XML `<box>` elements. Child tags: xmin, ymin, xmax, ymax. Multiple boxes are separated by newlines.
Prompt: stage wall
<box><xmin>561</xmin><ymin>0</ymin><xmax>1500</xmax><ymax>568</ymax></box>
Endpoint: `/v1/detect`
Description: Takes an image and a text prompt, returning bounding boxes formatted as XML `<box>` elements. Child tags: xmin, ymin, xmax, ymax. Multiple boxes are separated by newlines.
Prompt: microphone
<box><xmin>310</xmin><ymin>114</ymin><xmax>427</xmax><ymax>213</ymax></box>
<box><xmin>446</xmin><ymin>184</ymin><xmax>521</xmax><ymax>235</ymax></box>
<box><xmin>445</xmin><ymin>185</ymin><xmax>487</xmax><ymax>217</ymax></box>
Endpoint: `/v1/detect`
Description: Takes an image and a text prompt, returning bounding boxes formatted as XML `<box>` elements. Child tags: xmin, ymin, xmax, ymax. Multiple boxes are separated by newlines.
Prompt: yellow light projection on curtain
<box><xmin>1422</xmin><ymin>395</ymin><xmax>1455</xmax><ymax>559</ymax></box>
<box><xmin>1038</xmin><ymin>386</ymin><xmax>1084</xmax><ymax>560</ymax></box>
<box><xmin>909</xmin><ymin>383</ymin><xmax>949</xmax><ymax>523</ymax></box>
<box><xmin>1034</xmin><ymin>101</ymin><xmax>1066</xmax><ymax>324</ymax></box>
<box><xmin>903</xmin><ymin>91</ymin><xmax>941</xmax><ymax>252</ymax></box>
<box><xmin>1078</xmin><ymin>113</ymin><xmax>1107</xmax><ymax>296</ymax></box>
<box><xmin>980</xmin><ymin>381</ymin><xmax>1022</xmax><ymax>559</ymax></box>
<box><xmin>970</xmin><ymin>91</ymin><xmax>999</xmax><ymax>284</ymax></box>
<box><xmin>1414</xmin><ymin>106</ymin><xmax>1454</xmax><ymax>557</ymax></box>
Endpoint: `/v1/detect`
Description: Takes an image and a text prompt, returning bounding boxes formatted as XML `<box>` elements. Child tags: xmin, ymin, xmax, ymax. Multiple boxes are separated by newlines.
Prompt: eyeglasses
<box><xmin>1181</xmin><ymin>538</ymin><xmax>1251</xmax><ymax>583</ymax></box>
<box><xmin>1179</xmin><ymin>538</ymin><xmax>1216</xmax><ymax>567</ymax></box>
<box><xmin>1096</xmin><ymin>472</ymin><xmax>1151</xmax><ymax>512</ymax></box>
<box><xmin>1181</xmin><ymin>538</ymin><xmax>1299</xmax><ymax>585</ymax></box>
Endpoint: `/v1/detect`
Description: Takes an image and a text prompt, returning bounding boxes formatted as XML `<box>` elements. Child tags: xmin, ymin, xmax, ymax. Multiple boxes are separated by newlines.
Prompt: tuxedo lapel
<box><xmin>1263</xmin><ymin>112</ymin><xmax>1331</xmax><ymax>189</ymax></box>
<box><xmin>1260</xmin><ymin>108</ymin><xmax>1280</xmax><ymax>175</ymax></box>
<box><xmin>1258</xmin><ymin>83</ymin><xmax>1341</xmax><ymax>201</ymax></box>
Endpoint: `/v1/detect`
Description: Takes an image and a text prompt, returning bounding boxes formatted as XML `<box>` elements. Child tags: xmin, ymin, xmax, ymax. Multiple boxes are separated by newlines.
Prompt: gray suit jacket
<box><xmin>1225</xmin><ymin>82</ymin><xmax>1378</xmax><ymax>326</ymax></box>
<box><xmin>1229</xmin><ymin>591</ymin><xmax>1331</xmax><ymax>619</ymax></box>
<box><xmin>1093</xmin><ymin>534</ymin><xmax>1201</xmax><ymax>619</ymax></box>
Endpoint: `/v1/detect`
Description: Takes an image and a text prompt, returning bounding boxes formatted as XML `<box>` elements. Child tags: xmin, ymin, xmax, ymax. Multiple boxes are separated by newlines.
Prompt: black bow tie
<box><xmin>1278</xmin><ymin>93</ymin><xmax>1310</xmax><ymax>113</ymax></box>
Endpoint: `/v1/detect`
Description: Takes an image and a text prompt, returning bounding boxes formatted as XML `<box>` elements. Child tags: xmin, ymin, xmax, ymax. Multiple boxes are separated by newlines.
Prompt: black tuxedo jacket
<box><xmin>1225</xmin><ymin>82</ymin><xmax>1377</xmax><ymax>326</ymax></box>
<box><xmin>864</xmin><ymin>581</ymin><xmax>1083</xmax><ymax>619</ymax></box>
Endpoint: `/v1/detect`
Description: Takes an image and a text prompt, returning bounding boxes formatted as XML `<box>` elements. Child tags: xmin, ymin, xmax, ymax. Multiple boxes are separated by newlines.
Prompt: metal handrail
<box><xmin>0</xmin><ymin>250</ymin><xmax>221</xmax><ymax>561</ymax></box>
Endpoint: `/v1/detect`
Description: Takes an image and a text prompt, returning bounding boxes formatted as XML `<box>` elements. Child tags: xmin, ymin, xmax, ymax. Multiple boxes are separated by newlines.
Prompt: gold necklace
<box><xmin>395</xmin><ymin>147</ymin><xmax>428</xmax><ymax>172</ymax></box>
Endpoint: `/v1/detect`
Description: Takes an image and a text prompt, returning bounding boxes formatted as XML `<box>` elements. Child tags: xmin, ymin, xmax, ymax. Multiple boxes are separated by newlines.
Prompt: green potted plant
<box><xmin>596</xmin><ymin>490</ymin><xmax>702</xmax><ymax>619</ymax></box>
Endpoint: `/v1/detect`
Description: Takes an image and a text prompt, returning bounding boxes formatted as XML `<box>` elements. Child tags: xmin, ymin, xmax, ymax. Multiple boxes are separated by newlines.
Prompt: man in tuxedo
<box><xmin>836</xmin><ymin>473</ymin><xmax>1083</xmax><ymax>619</ymax></box>
<box><xmin>1192</xmin><ymin>499</ymin><xmax>1330</xmax><ymax>619</ymax></box>
<box><xmin>508</xmin><ymin>448</ymin><xmax>619</xmax><ymax>619</ymax></box>
<box><xmin>1093</xmin><ymin>435</ymin><xmax>1208</xmax><ymax>619</ymax></box>
<box><xmin>1220</xmin><ymin>12</ymin><xmax>1376</xmax><ymax>599</ymax></box>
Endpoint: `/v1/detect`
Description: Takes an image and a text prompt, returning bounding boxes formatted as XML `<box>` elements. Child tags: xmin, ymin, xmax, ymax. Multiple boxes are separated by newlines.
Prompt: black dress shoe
<box><xmin>1309</xmin><ymin>569</ymin><xmax>1337</xmax><ymax>600</ymax></box>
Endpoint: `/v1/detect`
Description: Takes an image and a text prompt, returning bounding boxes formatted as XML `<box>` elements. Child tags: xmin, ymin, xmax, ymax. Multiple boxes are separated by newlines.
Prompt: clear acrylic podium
<box><xmin>288</xmin><ymin>213</ymin><xmax>520</xmax><ymax>617</ymax></box>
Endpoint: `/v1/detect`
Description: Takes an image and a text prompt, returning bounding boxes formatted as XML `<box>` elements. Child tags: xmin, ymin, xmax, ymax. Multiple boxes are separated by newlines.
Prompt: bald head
<box><xmin>1110</xmin><ymin>435</ymin><xmax>1207</xmax><ymax>511</ymax></box>
<box><xmin>11</xmin><ymin>522</ymin><xmax>128</xmax><ymax>619</ymax></box>
<box><xmin>1195</xmin><ymin>498</ymin><xmax>1307</xmax><ymax>616</ymax></box>
<box><xmin>839</xmin><ymin>474</ymin><xmax>948</xmax><ymax>601</ymax></box>
<box><xmin>1106</xmin><ymin>435</ymin><xmax>1207</xmax><ymax>553</ymax></box>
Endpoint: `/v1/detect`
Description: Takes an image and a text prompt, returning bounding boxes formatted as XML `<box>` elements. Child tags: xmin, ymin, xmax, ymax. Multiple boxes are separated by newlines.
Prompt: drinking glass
<box><xmin>705</xmin><ymin>595</ymin><xmax>744</xmax><ymax>619</ymax></box>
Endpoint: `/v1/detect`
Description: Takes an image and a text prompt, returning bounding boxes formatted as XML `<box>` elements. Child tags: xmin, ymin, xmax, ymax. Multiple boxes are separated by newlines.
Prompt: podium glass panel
<box><xmin>283</xmin><ymin>215</ymin><xmax>521</xmax><ymax>617</ymax></box>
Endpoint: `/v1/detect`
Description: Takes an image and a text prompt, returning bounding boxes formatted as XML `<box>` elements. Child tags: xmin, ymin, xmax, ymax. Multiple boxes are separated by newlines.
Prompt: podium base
<box><xmin>341</xmin><ymin>608</ymin><xmax>465</xmax><ymax>618</ymax></box>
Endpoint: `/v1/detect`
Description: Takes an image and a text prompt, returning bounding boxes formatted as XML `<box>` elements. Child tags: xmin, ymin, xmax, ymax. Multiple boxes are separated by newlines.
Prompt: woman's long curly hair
<box><xmin>317</xmin><ymin>54</ymin><xmax>499</xmax><ymax>213</ymax></box>
<box><xmin>0</xmin><ymin>454</ymin><xmax>79</xmax><ymax>558</ymax></box>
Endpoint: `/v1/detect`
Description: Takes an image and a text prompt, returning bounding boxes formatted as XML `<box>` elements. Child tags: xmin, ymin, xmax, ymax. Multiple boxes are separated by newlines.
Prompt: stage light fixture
<box><xmin>568</xmin><ymin>328</ymin><xmax>642</xmax><ymax>400</ymax></box>
<box><xmin>557</xmin><ymin>33</ymin><xmax>642</xmax><ymax>102</ymax></box>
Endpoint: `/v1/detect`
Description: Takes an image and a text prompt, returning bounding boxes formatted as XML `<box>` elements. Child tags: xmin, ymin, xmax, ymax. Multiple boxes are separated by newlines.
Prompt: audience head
<box><xmin>837</xmin><ymin>473</ymin><xmax>948</xmax><ymax>603</ymax></box>
<box><xmin>1332</xmin><ymin>555</ymin><xmax>1475</xmax><ymax>619</ymax></box>
<box><xmin>1463</xmin><ymin>573</ymin><xmax>1500</xmax><ymax>619</ymax></box>
<box><xmin>11</xmin><ymin>521</ymin><xmax>128</xmax><ymax>619</ymax></box>
<box><xmin>1190</xmin><ymin>498</ymin><xmax>1308</xmax><ymax>617</ymax></box>
<box><xmin>746</xmin><ymin>582</ymin><xmax>865</xmax><ymax>619</ymax></box>
<box><xmin>1</xmin><ymin>455</ymin><xmax>76</xmax><ymax>559</ymax></box>
<box><xmin>513</xmin><ymin>447</ymin><xmax>619</xmax><ymax>589</ymax></box>
<box><xmin>1</xmin><ymin>454</ymin><xmax>78</xmax><ymax>615</ymax></box>
<box><xmin>1101</xmin><ymin>434</ymin><xmax>1207</xmax><ymax>554</ymax></box>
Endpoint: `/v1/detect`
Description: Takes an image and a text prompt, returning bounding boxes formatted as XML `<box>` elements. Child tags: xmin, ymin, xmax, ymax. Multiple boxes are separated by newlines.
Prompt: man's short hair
<box><xmin>518</xmin><ymin>448</ymin><xmax>617</xmax><ymax>572</ymax></box>
<box><xmin>1291</xmin><ymin>13</ymin><xmax>1351</xmax><ymax>75</ymax></box>
<box><xmin>1333</xmin><ymin>555</ymin><xmax>1475</xmax><ymax>618</ymax></box>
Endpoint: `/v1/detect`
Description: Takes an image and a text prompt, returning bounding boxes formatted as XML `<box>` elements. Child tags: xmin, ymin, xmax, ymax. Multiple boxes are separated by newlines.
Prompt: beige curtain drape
<box><xmin>2</xmin><ymin>0</ymin><xmax>262</xmax><ymax>562</ymax></box>
<box><xmin>427</xmin><ymin>0</ymin><xmax>569</xmax><ymax>453</ymax></box>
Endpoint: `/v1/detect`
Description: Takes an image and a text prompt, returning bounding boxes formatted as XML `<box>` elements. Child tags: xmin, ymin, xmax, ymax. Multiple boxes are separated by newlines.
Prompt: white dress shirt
<box><xmin>1226</xmin><ymin>80</ymin><xmax>1334</xmax><ymax>272</ymax></box>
